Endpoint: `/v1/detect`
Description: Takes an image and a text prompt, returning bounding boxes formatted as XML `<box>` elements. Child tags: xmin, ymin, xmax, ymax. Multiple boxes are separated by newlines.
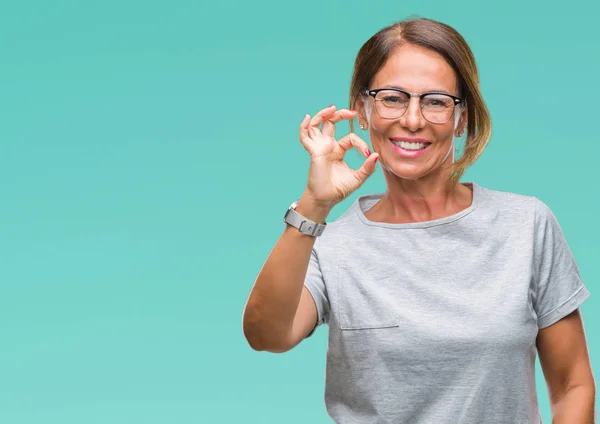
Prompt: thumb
<box><xmin>354</xmin><ymin>153</ymin><xmax>379</xmax><ymax>184</ymax></box>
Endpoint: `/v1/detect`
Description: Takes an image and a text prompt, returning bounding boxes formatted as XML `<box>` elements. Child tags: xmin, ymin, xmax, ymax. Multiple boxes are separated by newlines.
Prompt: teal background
<box><xmin>0</xmin><ymin>0</ymin><xmax>598</xmax><ymax>422</ymax></box>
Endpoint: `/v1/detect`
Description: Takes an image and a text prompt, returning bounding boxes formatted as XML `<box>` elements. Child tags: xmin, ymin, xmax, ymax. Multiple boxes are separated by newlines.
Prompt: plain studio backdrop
<box><xmin>0</xmin><ymin>0</ymin><xmax>598</xmax><ymax>423</ymax></box>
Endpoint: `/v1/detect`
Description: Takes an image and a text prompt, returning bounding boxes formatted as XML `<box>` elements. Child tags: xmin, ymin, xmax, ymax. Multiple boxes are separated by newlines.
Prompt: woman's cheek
<box><xmin>368</xmin><ymin>121</ymin><xmax>390</xmax><ymax>145</ymax></box>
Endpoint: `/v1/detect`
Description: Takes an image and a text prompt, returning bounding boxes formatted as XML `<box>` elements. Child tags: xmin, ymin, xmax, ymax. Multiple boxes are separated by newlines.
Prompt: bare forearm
<box><xmin>243</xmin><ymin>197</ymin><xmax>331</xmax><ymax>351</ymax></box>
<box><xmin>551</xmin><ymin>384</ymin><xmax>596</xmax><ymax>424</ymax></box>
<box><xmin>244</xmin><ymin>227</ymin><xmax>315</xmax><ymax>348</ymax></box>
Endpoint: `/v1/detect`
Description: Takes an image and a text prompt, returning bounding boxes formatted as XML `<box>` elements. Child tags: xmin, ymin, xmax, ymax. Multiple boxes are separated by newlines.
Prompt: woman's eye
<box><xmin>383</xmin><ymin>96</ymin><xmax>405</xmax><ymax>103</ymax></box>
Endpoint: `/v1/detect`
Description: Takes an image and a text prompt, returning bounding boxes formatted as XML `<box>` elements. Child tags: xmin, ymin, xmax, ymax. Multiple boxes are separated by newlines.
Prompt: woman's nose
<box><xmin>399</xmin><ymin>97</ymin><xmax>426</xmax><ymax>132</ymax></box>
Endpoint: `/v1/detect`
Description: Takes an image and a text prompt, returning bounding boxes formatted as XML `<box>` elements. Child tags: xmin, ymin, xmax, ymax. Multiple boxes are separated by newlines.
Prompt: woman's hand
<box><xmin>298</xmin><ymin>105</ymin><xmax>379</xmax><ymax>210</ymax></box>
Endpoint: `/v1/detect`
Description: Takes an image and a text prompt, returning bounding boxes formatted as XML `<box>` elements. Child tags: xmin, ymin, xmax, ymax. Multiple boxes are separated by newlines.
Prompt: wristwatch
<box><xmin>283</xmin><ymin>200</ymin><xmax>327</xmax><ymax>237</ymax></box>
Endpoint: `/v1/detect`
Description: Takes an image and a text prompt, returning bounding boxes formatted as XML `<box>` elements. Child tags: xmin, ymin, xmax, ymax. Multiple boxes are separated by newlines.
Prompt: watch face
<box><xmin>283</xmin><ymin>201</ymin><xmax>299</xmax><ymax>222</ymax></box>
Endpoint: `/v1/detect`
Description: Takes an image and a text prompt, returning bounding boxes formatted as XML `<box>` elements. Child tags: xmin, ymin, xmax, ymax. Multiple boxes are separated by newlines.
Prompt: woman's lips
<box><xmin>389</xmin><ymin>137</ymin><xmax>431</xmax><ymax>143</ymax></box>
<box><xmin>388</xmin><ymin>138</ymin><xmax>432</xmax><ymax>158</ymax></box>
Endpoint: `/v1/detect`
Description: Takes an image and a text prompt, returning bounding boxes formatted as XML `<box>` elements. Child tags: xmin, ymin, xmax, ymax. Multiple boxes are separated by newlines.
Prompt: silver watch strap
<box><xmin>284</xmin><ymin>208</ymin><xmax>327</xmax><ymax>237</ymax></box>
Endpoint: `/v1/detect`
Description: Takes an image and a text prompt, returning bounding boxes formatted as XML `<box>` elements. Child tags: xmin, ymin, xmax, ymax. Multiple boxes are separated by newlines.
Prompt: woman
<box><xmin>242</xmin><ymin>18</ymin><xmax>595</xmax><ymax>423</ymax></box>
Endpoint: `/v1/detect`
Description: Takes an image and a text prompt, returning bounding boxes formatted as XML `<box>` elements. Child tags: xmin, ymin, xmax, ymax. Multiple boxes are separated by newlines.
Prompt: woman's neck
<box><xmin>364</xmin><ymin>174</ymin><xmax>473</xmax><ymax>224</ymax></box>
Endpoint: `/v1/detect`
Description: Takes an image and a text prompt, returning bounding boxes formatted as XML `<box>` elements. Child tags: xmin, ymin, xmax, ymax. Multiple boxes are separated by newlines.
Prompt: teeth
<box><xmin>392</xmin><ymin>140</ymin><xmax>428</xmax><ymax>150</ymax></box>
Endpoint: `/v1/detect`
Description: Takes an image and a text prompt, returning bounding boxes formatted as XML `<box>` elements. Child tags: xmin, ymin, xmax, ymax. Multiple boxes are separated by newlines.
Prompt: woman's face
<box><xmin>358</xmin><ymin>43</ymin><xmax>467</xmax><ymax>182</ymax></box>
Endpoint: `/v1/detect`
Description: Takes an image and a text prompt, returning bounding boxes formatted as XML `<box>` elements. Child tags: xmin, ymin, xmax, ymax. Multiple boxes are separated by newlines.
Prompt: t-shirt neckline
<box><xmin>354</xmin><ymin>182</ymin><xmax>480</xmax><ymax>229</ymax></box>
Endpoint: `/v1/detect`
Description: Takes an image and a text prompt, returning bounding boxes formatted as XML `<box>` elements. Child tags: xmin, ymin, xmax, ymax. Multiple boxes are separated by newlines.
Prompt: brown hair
<box><xmin>349</xmin><ymin>17</ymin><xmax>492</xmax><ymax>182</ymax></box>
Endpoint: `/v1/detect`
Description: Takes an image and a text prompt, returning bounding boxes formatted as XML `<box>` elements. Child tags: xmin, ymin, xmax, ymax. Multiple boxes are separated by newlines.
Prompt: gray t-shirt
<box><xmin>304</xmin><ymin>182</ymin><xmax>590</xmax><ymax>424</ymax></box>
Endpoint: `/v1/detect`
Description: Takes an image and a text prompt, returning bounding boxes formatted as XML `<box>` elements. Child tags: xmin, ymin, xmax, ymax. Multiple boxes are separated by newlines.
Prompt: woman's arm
<box><xmin>242</xmin><ymin>105</ymin><xmax>378</xmax><ymax>353</ymax></box>
<box><xmin>537</xmin><ymin>309</ymin><xmax>596</xmax><ymax>423</ymax></box>
<box><xmin>242</xmin><ymin>198</ymin><xmax>329</xmax><ymax>353</ymax></box>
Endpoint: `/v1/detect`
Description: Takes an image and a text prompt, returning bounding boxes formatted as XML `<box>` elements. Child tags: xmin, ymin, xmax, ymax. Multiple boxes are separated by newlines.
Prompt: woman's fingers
<box><xmin>337</xmin><ymin>133</ymin><xmax>371</xmax><ymax>158</ymax></box>
<box><xmin>298</xmin><ymin>114</ymin><xmax>312</xmax><ymax>150</ymax></box>
<box><xmin>308</xmin><ymin>105</ymin><xmax>337</xmax><ymax>138</ymax></box>
<box><xmin>321</xmin><ymin>109</ymin><xmax>358</xmax><ymax>137</ymax></box>
<box><xmin>327</xmin><ymin>109</ymin><xmax>358</xmax><ymax>124</ymax></box>
<box><xmin>309</xmin><ymin>105</ymin><xmax>336</xmax><ymax>127</ymax></box>
<box><xmin>300</xmin><ymin>106</ymin><xmax>361</xmax><ymax>154</ymax></box>
<box><xmin>354</xmin><ymin>152</ymin><xmax>380</xmax><ymax>184</ymax></box>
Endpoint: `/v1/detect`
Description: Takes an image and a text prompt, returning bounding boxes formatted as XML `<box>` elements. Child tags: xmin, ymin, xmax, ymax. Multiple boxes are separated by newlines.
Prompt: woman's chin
<box><xmin>382</xmin><ymin>161</ymin><xmax>430</xmax><ymax>181</ymax></box>
<box><xmin>381</xmin><ymin>155</ymin><xmax>453</xmax><ymax>182</ymax></box>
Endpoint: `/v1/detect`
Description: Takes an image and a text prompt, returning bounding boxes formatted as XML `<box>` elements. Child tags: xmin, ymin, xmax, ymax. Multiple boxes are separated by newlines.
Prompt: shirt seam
<box><xmin>352</xmin><ymin>182</ymin><xmax>479</xmax><ymax>230</ymax></box>
<box><xmin>537</xmin><ymin>284</ymin><xmax>586</xmax><ymax>324</ymax></box>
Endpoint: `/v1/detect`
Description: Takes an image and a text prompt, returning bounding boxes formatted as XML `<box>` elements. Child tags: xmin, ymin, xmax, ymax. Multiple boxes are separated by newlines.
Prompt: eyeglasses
<box><xmin>363</xmin><ymin>88</ymin><xmax>463</xmax><ymax>124</ymax></box>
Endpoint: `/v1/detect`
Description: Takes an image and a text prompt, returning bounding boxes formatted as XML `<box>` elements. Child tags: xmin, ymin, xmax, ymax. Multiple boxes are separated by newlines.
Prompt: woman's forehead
<box><xmin>371</xmin><ymin>44</ymin><xmax>458</xmax><ymax>94</ymax></box>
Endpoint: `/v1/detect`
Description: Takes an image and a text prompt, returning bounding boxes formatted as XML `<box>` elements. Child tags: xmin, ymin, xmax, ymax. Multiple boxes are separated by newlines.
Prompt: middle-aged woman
<box><xmin>243</xmin><ymin>17</ymin><xmax>596</xmax><ymax>423</ymax></box>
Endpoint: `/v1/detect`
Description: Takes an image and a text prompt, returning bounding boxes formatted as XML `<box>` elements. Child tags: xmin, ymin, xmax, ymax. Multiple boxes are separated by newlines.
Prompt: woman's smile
<box><xmin>388</xmin><ymin>137</ymin><xmax>432</xmax><ymax>158</ymax></box>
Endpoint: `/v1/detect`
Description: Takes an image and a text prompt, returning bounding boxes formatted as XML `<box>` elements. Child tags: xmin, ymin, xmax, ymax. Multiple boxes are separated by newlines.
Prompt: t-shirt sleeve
<box><xmin>303</xmin><ymin>239</ymin><xmax>330</xmax><ymax>335</ymax></box>
<box><xmin>532</xmin><ymin>198</ymin><xmax>590</xmax><ymax>329</ymax></box>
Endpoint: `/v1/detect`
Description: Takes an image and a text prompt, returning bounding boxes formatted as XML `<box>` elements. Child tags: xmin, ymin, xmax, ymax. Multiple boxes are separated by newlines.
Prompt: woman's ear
<box><xmin>455</xmin><ymin>106</ymin><xmax>468</xmax><ymax>137</ymax></box>
<box><xmin>355</xmin><ymin>96</ymin><xmax>368</xmax><ymax>130</ymax></box>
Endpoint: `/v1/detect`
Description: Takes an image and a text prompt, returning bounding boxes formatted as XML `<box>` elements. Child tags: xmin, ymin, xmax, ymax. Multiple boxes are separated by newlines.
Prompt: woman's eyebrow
<box><xmin>381</xmin><ymin>84</ymin><xmax>452</xmax><ymax>95</ymax></box>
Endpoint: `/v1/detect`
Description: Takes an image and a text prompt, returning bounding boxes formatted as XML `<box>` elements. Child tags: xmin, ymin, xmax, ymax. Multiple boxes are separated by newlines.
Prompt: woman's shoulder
<box><xmin>474</xmin><ymin>183</ymin><xmax>566</xmax><ymax>230</ymax></box>
<box><xmin>474</xmin><ymin>182</ymin><xmax>539</xmax><ymax>211</ymax></box>
<box><xmin>326</xmin><ymin>193</ymin><xmax>382</xmax><ymax>223</ymax></box>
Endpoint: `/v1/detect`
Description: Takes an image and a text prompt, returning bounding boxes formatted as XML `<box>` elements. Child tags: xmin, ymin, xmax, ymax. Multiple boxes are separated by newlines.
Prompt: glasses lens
<box><xmin>421</xmin><ymin>94</ymin><xmax>455</xmax><ymax>123</ymax></box>
<box><xmin>374</xmin><ymin>90</ymin><xmax>409</xmax><ymax>119</ymax></box>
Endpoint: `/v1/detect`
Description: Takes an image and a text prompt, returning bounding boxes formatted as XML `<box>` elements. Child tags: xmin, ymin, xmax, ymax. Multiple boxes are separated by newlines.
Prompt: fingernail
<box><xmin>366</xmin><ymin>149</ymin><xmax>371</xmax><ymax>156</ymax></box>
<box><xmin>329</xmin><ymin>104</ymin><xmax>335</xmax><ymax>108</ymax></box>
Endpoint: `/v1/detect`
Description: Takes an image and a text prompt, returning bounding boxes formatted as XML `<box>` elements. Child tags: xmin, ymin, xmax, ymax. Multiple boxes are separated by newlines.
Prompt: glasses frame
<box><xmin>363</xmin><ymin>88</ymin><xmax>464</xmax><ymax>124</ymax></box>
